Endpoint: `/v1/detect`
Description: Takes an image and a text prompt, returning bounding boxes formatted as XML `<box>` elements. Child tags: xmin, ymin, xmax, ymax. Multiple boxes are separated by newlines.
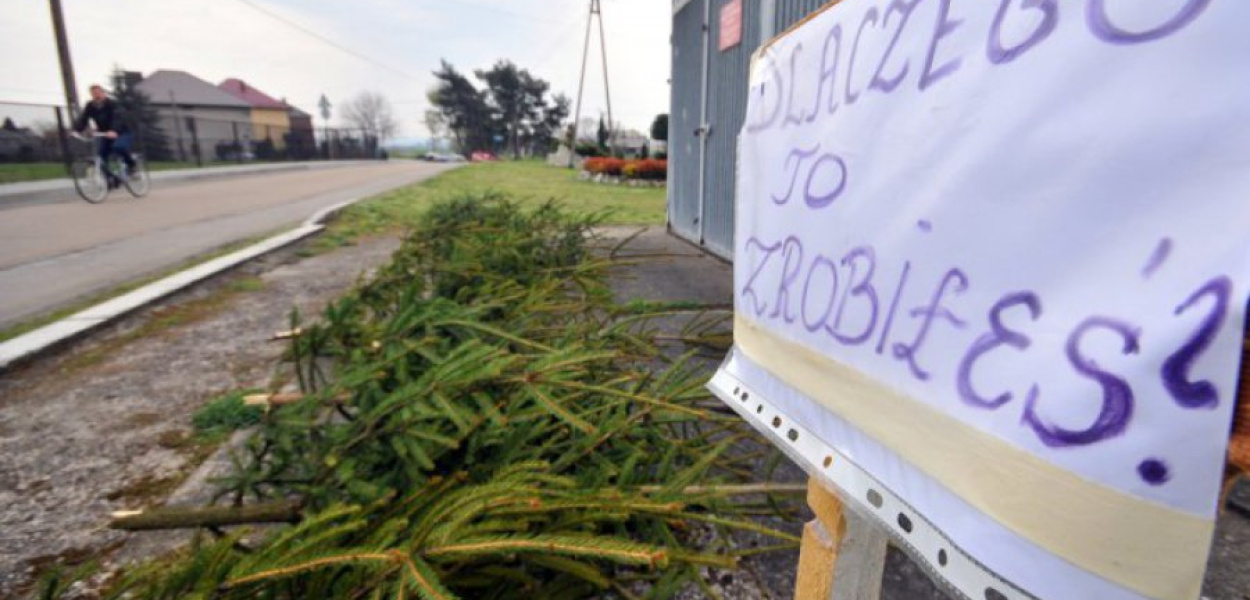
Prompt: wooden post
<box><xmin>54</xmin><ymin>107</ymin><xmax>73</xmax><ymax>177</ymax></box>
<box><xmin>48</xmin><ymin>0</ymin><xmax>80</xmax><ymax>120</ymax></box>
<box><xmin>795</xmin><ymin>478</ymin><xmax>888</xmax><ymax>600</ymax></box>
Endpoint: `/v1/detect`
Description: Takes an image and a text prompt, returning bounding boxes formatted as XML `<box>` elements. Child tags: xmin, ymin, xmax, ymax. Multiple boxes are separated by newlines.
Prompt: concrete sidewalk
<box><xmin>0</xmin><ymin>160</ymin><xmax>380</xmax><ymax>208</ymax></box>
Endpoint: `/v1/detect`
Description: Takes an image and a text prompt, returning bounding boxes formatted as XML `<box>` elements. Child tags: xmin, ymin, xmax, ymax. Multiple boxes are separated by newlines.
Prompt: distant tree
<box><xmin>475</xmin><ymin>60</ymin><xmax>569</xmax><ymax>158</ymax></box>
<box><xmin>596</xmin><ymin>116</ymin><xmax>609</xmax><ymax>151</ymax></box>
<box><xmin>431</xmin><ymin>59</ymin><xmax>570</xmax><ymax>158</ymax></box>
<box><xmin>429</xmin><ymin>60</ymin><xmax>495</xmax><ymax>155</ymax></box>
<box><xmin>342</xmin><ymin>91</ymin><xmax>398</xmax><ymax>143</ymax></box>
<box><xmin>529</xmin><ymin>92</ymin><xmax>570</xmax><ymax>156</ymax></box>
<box><xmin>650</xmin><ymin>113</ymin><xmax>668</xmax><ymax>142</ymax></box>
<box><xmin>475</xmin><ymin>61</ymin><xmax>526</xmax><ymax>158</ymax></box>
<box><xmin>423</xmin><ymin>109</ymin><xmax>447</xmax><ymax>149</ymax></box>
<box><xmin>110</xmin><ymin>68</ymin><xmax>172</xmax><ymax>160</ymax></box>
<box><xmin>1</xmin><ymin>117</ymin><xmax>15</xmax><ymax>131</ymax></box>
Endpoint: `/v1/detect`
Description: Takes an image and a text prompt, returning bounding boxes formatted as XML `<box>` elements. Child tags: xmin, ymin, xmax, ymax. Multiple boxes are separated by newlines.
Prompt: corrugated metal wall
<box><xmin>699</xmin><ymin>0</ymin><xmax>762</xmax><ymax>258</ymax></box>
<box><xmin>668</xmin><ymin>0</ymin><xmax>833</xmax><ymax>260</ymax></box>
<box><xmin>668</xmin><ymin>0</ymin><xmax>704</xmax><ymax>244</ymax></box>
<box><xmin>775</xmin><ymin>0</ymin><xmax>831</xmax><ymax>31</ymax></box>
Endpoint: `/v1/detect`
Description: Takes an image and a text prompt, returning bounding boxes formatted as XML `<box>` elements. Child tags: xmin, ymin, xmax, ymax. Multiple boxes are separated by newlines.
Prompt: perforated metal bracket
<box><xmin>708</xmin><ymin>361</ymin><xmax>1037</xmax><ymax>600</ymax></box>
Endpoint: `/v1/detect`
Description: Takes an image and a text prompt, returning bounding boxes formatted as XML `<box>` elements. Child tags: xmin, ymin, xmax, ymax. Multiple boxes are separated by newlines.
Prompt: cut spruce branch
<box><xmin>110</xmin><ymin>501</ymin><xmax>302</xmax><ymax>531</ymax></box>
<box><xmin>97</xmin><ymin>196</ymin><xmax>799</xmax><ymax>600</ymax></box>
<box><xmin>268</xmin><ymin>327</ymin><xmax>303</xmax><ymax>341</ymax></box>
<box><xmin>242</xmin><ymin>392</ymin><xmax>349</xmax><ymax>407</ymax></box>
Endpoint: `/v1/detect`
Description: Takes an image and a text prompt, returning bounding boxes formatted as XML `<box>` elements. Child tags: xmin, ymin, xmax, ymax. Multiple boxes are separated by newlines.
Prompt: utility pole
<box><xmin>569</xmin><ymin>0</ymin><xmax>615</xmax><ymax>166</ymax></box>
<box><xmin>48</xmin><ymin>0</ymin><xmax>80</xmax><ymax>119</ymax></box>
<box><xmin>596</xmin><ymin>0</ymin><xmax>615</xmax><ymax>155</ymax></box>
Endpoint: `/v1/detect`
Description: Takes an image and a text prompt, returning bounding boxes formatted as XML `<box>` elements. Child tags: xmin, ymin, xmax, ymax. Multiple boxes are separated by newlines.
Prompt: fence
<box><xmin>154</xmin><ymin>113</ymin><xmax>382</xmax><ymax>166</ymax></box>
<box><xmin>0</xmin><ymin>100</ymin><xmax>383</xmax><ymax>184</ymax></box>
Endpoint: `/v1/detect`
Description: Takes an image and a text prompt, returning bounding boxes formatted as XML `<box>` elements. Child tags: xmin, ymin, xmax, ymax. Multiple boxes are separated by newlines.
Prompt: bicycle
<box><xmin>70</xmin><ymin>132</ymin><xmax>150</xmax><ymax>203</ymax></box>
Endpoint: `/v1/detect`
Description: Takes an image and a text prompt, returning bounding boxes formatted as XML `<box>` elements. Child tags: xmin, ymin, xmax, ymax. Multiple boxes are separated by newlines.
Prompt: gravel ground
<box><xmin>0</xmin><ymin>236</ymin><xmax>400</xmax><ymax>598</ymax></box>
<box><xmin>0</xmin><ymin>226</ymin><xmax>1245</xmax><ymax>600</ymax></box>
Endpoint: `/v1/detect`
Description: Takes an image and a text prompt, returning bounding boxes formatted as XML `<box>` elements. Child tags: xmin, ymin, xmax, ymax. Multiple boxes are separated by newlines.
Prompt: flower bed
<box><xmin>583</xmin><ymin>158</ymin><xmax>666</xmax><ymax>184</ymax></box>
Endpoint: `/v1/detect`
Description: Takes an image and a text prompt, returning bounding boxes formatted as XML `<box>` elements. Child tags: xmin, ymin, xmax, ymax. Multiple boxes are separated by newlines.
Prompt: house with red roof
<box><xmin>219</xmin><ymin>78</ymin><xmax>292</xmax><ymax>150</ymax></box>
<box><xmin>284</xmin><ymin>104</ymin><xmax>317</xmax><ymax>159</ymax></box>
<box><xmin>135</xmin><ymin>69</ymin><xmax>254</xmax><ymax>162</ymax></box>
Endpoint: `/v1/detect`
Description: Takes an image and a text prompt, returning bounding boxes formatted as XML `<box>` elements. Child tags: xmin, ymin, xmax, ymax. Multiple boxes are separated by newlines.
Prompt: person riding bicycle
<box><xmin>73</xmin><ymin>84</ymin><xmax>137</xmax><ymax>187</ymax></box>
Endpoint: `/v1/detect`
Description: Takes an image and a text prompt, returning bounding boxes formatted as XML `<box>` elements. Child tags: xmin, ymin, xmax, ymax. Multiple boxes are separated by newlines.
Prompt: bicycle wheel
<box><xmin>72</xmin><ymin>159</ymin><xmax>109</xmax><ymax>204</ymax></box>
<box><xmin>124</xmin><ymin>156</ymin><xmax>150</xmax><ymax>198</ymax></box>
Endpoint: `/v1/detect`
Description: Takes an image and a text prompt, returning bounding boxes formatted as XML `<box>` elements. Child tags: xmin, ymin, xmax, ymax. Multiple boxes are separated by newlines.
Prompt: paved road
<box><xmin>0</xmin><ymin>160</ymin><xmax>458</xmax><ymax>329</ymax></box>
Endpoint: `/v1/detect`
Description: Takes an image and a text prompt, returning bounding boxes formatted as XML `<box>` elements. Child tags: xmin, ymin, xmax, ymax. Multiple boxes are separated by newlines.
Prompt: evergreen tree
<box><xmin>596</xmin><ymin>116</ymin><xmax>609</xmax><ymax>152</ymax></box>
<box><xmin>110</xmin><ymin>69</ymin><xmax>173</xmax><ymax>161</ymax></box>
<box><xmin>650</xmin><ymin>113</ymin><xmax>668</xmax><ymax>143</ymax></box>
<box><xmin>529</xmin><ymin>93</ymin><xmax>570</xmax><ymax>156</ymax></box>
<box><xmin>432</xmin><ymin>59</ymin><xmax>573</xmax><ymax>159</ymax></box>
<box><xmin>429</xmin><ymin>60</ymin><xmax>496</xmax><ymax>156</ymax></box>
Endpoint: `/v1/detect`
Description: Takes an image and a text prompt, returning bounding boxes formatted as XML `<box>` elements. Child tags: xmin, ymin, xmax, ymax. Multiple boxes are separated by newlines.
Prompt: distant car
<box><xmin>470</xmin><ymin>151</ymin><xmax>498</xmax><ymax>162</ymax></box>
<box><xmin>423</xmin><ymin>152</ymin><xmax>466</xmax><ymax>163</ymax></box>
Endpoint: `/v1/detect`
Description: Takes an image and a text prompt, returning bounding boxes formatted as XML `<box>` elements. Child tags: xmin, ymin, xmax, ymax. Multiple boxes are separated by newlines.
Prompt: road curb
<box><xmin>0</xmin><ymin>199</ymin><xmax>357</xmax><ymax>372</ymax></box>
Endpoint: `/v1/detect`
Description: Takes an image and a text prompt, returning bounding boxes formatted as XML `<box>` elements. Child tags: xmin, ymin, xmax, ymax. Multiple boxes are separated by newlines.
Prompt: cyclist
<box><xmin>73</xmin><ymin>84</ymin><xmax>137</xmax><ymax>187</ymax></box>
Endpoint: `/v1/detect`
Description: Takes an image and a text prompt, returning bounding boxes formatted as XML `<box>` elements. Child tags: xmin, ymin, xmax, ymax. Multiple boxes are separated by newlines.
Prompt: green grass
<box><xmin>0</xmin><ymin>163</ymin><xmax>70</xmax><ymax>184</ymax></box>
<box><xmin>316</xmin><ymin>160</ymin><xmax>666</xmax><ymax>250</ymax></box>
<box><xmin>0</xmin><ymin>161</ymin><xmax>262</xmax><ymax>184</ymax></box>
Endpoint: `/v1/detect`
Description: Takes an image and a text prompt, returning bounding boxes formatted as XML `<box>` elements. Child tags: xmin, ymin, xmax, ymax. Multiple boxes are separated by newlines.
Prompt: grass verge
<box><xmin>314</xmin><ymin>160</ymin><xmax>666</xmax><ymax>251</ymax></box>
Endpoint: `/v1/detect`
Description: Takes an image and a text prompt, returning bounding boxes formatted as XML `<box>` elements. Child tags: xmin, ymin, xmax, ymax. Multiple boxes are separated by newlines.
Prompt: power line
<box><xmin>528</xmin><ymin>10</ymin><xmax>587</xmax><ymax>75</ymax></box>
<box><xmin>434</xmin><ymin>0</ymin><xmax>566</xmax><ymax>26</ymax></box>
<box><xmin>0</xmin><ymin>85</ymin><xmax>62</xmax><ymax>97</ymax></box>
<box><xmin>230</xmin><ymin>0</ymin><xmax>424</xmax><ymax>83</ymax></box>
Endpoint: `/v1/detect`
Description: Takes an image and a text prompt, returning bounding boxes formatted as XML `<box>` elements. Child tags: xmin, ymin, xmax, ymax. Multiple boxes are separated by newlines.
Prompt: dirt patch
<box><xmin>0</xmin><ymin>235</ymin><xmax>399</xmax><ymax>597</ymax></box>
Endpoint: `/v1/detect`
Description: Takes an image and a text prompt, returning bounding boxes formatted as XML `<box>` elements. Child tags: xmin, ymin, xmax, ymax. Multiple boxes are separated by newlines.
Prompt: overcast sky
<box><xmin>1</xmin><ymin>0</ymin><xmax>671</xmax><ymax>139</ymax></box>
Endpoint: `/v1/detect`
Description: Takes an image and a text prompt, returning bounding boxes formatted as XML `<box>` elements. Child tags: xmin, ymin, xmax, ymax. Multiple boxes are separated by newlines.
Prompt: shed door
<box><xmin>668</xmin><ymin>0</ymin><xmax>705</xmax><ymax>243</ymax></box>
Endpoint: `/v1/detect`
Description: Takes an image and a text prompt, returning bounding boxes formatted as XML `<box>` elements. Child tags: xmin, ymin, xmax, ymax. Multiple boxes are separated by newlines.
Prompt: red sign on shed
<box><xmin>719</xmin><ymin>0</ymin><xmax>742</xmax><ymax>51</ymax></box>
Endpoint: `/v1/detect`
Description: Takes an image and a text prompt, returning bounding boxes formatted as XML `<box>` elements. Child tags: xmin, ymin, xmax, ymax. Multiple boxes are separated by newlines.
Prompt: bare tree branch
<box><xmin>341</xmin><ymin>91</ymin><xmax>398</xmax><ymax>142</ymax></box>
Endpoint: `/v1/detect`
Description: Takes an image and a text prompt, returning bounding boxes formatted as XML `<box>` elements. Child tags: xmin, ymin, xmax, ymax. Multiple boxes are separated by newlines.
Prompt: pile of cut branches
<box><xmin>100</xmin><ymin>195</ymin><xmax>796</xmax><ymax>599</ymax></box>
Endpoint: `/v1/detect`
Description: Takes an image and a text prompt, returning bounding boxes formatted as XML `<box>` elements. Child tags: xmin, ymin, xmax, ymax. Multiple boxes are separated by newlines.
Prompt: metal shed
<box><xmin>668</xmin><ymin>0</ymin><xmax>830</xmax><ymax>259</ymax></box>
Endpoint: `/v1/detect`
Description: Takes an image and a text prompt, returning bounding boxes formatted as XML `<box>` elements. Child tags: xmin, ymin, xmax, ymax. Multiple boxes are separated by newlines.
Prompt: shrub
<box><xmin>646</xmin><ymin>159</ymin><xmax>669</xmax><ymax>181</ymax></box>
<box><xmin>583</xmin><ymin>157</ymin><xmax>625</xmax><ymax>176</ymax></box>
<box><xmin>630</xmin><ymin>159</ymin><xmax>667</xmax><ymax>181</ymax></box>
<box><xmin>575</xmin><ymin>142</ymin><xmax>602</xmax><ymax>158</ymax></box>
<box><xmin>585</xmin><ymin>158</ymin><xmax>665</xmax><ymax>181</ymax></box>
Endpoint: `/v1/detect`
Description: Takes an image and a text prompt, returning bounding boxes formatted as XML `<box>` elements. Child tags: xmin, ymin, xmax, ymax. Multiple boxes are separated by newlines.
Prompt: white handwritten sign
<box><xmin>718</xmin><ymin>2</ymin><xmax>1250</xmax><ymax>599</ymax></box>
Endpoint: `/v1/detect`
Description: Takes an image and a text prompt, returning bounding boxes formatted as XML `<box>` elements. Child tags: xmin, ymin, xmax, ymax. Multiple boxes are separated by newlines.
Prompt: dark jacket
<box><xmin>74</xmin><ymin>98</ymin><xmax>131</xmax><ymax>134</ymax></box>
